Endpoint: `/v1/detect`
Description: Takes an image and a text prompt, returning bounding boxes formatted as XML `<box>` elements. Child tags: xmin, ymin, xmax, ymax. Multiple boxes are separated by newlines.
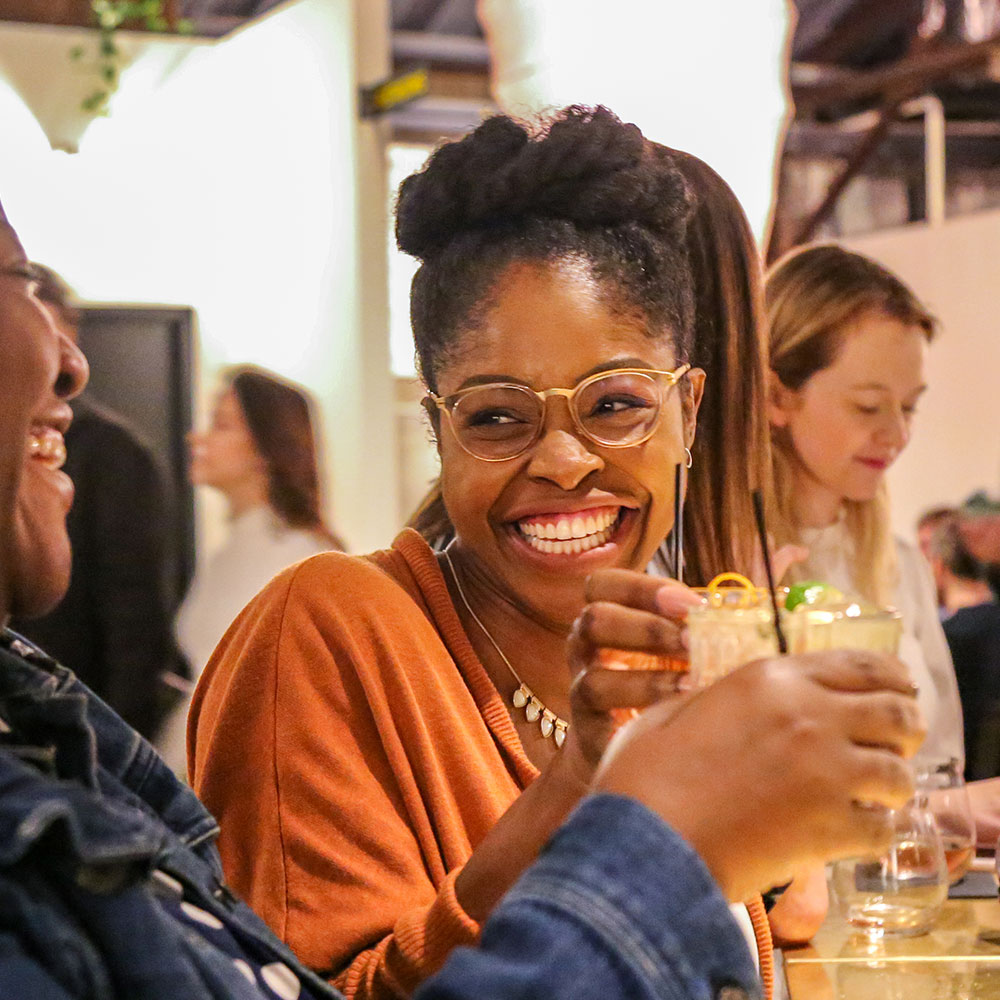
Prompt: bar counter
<box><xmin>783</xmin><ymin>896</ymin><xmax>1000</xmax><ymax>998</ymax></box>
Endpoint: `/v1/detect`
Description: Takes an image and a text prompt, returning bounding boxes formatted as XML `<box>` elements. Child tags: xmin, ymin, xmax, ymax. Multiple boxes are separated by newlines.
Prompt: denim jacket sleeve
<box><xmin>416</xmin><ymin>794</ymin><xmax>762</xmax><ymax>1000</ymax></box>
<box><xmin>0</xmin><ymin>932</ymin><xmax>78</xmax><ymax>999</ymax></box>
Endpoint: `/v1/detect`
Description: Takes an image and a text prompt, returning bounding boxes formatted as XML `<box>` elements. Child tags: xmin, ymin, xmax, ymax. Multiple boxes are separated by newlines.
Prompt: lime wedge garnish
<box><xmin>785</xmin><ymin>581</ymin><xmax>844</xmax><ymax>611</ymax></box>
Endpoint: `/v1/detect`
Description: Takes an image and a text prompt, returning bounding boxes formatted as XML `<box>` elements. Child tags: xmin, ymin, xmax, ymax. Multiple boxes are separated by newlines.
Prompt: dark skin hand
<box><xmin>578</xmin><ymin>569</ymin><xmax>925</xmax><ymax>904</ymax></box>
<box><xmin>452</xmin><ymin>573</ymin><xmax>699</xmax><ymax>922</ymax></box>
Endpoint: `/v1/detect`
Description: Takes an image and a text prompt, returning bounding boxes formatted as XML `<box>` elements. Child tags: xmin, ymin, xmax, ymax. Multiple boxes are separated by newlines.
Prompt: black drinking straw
<box><xmin>673</xmin><ymin>462</ymin><xmax>684</xmax><ymax>580</ymax></box>
<box><xmin>752</xmin><ymin>488</ymin><xmax>788</xmax><ymax>655</ymax></box>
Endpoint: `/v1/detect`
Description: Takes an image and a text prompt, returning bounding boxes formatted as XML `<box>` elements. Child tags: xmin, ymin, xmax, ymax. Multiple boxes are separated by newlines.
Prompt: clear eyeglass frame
<box><xmin>424</xmin><ymin>363</ymin><xmax>693</xmax><ymax>462</ymax></box>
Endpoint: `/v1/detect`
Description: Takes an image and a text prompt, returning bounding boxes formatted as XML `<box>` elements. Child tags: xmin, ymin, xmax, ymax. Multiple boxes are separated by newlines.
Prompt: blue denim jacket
<box><xmin>0</xmin><ymin>630</ymin><xmax>758</xmax><ymax>1000</ymax></box>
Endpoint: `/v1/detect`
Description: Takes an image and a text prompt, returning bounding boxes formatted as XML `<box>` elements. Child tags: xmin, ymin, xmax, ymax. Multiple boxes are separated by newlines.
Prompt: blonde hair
<box><xmin>765</xmin><ymin>244</ymin><xmax>936</xmax><ymax>605</ymax></box>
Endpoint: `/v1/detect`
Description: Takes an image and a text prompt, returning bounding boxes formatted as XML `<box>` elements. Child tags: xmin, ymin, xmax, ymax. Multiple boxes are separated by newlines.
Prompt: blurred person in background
<box><xmin>158</xmin><ymin>365</ymin><xmax>342</xmax><ymax>770</ymax></box>
<box><xmin>917</xmin><ymin>504</ymin><xmax>958</xmax><ymax>615</ymax></box>
<box><xmin>934</xmin><ymin>511</ymin><xmax>1000</xmax><ymax>779</ymax></box>
<box><xmin>926</xmin><ymin>511</ymin><xmax>995</xmax><ymax>619</ymax></box>
<box><xmin>918</xmin><ymin>504</ymin><xmax>955</xmax><ymax>562</ymax></box>
<box><xmin>9</xmin><ymin>264</ymin><xmax>180</xmax><ymax>740</ymax></box>
<box><xmin>0</xmin><ymin>191</ymin><xmax>925</xmax><ymax>1000</ymax></box>
<box><xmin>959</xmin><ymin>491</ymin><xmax>1000</xmax><ymax>600</ymax></box>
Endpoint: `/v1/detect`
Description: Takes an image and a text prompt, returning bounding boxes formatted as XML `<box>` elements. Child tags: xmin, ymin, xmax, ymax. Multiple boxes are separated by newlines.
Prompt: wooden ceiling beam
<box><xmin>792</xmin><ymin>34</ymin><xmax>1000</xmax><ymax>115</ymax></box>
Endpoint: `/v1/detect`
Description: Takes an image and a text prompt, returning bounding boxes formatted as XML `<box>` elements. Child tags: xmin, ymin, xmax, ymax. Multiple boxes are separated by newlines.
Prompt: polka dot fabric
<box><xmin>155</xmin><ymin>876</ymin><xmax>320</xmax><ymax>1000</ymax></box>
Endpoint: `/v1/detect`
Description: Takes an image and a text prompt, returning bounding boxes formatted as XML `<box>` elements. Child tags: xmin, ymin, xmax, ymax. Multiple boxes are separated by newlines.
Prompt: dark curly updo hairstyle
<box><xmin>397</xmin><ymin>106</ymin><xmax>695</xmax><ymax>390</ymax></box>
<box><xmin>226</xmin><ymin>366</ymin><xmax>343</xmax><ymax>550</ymax></box>
<box><xmin>403</xmin><ymin>107</ymin><xmax>771</xmax><ymax>585</ymax></box>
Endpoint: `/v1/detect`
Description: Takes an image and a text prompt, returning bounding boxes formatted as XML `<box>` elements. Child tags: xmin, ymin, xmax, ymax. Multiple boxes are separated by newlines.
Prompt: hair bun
<box><xmin>395</xmin><ymin>106</ymin><xmax>689</xmax><ymax>261</ymax></box>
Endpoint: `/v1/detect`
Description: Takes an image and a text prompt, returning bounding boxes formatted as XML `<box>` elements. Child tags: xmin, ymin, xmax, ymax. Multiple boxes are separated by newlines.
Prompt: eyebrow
<box><xmin>455</xmin><ymin>356</ymin><xmax>658</xmax><ymax>392</ymax></box>
<box><xmin>851</xmin><ymin>382</ymin><xmax>928</xmax><ymax>394</ymax></box>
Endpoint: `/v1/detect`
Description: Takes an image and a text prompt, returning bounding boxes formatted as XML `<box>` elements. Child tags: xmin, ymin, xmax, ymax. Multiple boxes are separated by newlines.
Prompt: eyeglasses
<box><xmin>425</xmin><ymin>364</ymin><xmax>692</xmax><ymax>462</ymax></box>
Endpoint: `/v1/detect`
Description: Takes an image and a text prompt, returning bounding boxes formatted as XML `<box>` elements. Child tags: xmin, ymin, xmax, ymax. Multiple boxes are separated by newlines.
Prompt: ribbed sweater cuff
<box><xmin>391</xmin><ymin>866</ymin><xmax>481</xmax><ymax>990</ymax></box>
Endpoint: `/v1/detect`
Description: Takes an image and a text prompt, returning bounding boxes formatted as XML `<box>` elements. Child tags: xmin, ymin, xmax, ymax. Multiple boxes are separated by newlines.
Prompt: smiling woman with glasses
<box><xmin>190</xmin><ymin>107</ymin><xmax>794</xmax><ymax>999</ymax></box>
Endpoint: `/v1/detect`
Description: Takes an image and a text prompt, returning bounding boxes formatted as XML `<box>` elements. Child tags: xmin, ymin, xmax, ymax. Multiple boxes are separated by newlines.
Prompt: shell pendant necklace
<box><xmin>443</xmin><ymin>546</ymin><xmax>569</xmax><ymax>748</ymax></box>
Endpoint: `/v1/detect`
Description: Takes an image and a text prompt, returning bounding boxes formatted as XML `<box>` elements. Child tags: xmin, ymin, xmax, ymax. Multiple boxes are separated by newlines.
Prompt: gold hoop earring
<box><xmin>684</xmin><ymin>446</ymin><xmax>693</xmax><ymax>469</ymax></box>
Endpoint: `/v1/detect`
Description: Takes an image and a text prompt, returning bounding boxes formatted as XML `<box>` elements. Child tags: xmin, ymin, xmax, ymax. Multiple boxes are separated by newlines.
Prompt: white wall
<box><xmin>478</xmin><ymin>0</ymin><xmax>793</xmax><ymax>243</ymax></box>
<box><xmin>846</xmin><ymin>209</ymin><xmax>1000</xmax><ymax>540</ymax></box>
<box><xmin>0</xmin><ymin>0</ymin><xmax>397</xmax><ymax>556</ymax></box>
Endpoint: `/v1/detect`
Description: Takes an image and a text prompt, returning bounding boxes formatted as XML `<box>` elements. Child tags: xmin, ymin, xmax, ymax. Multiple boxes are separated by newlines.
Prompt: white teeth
<box><xmin>516</xmin><ymin>508</ymin><xmax>624</xmax><ymax>554</ymax></box>
<box><xmin>520</xmin><ymin>520</ymin><xmax>617</xmax><ymax>555</ymax></box>
<box><xmin>27</xmin><ymin>431</ymin><xmax>67</xmax><ymax>470</ymax></box>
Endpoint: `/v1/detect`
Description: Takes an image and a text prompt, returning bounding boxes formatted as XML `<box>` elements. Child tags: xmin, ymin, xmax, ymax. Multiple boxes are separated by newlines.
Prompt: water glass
<box><xmin>830</xmin><ymin>794</ymin><xmax>948</xmax><ymax>937</ymax></box>
<box><xmin>918</xmin><ymin>759</ymin><xmax>976</xmax><ymax>884</ymax></box>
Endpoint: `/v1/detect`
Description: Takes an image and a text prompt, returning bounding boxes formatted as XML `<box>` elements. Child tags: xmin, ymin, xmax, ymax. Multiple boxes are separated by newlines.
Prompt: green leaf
<box><xmin>81</xmin><ymin>90</ymin><xmax>109</xmax><ymax>112</ymax></box>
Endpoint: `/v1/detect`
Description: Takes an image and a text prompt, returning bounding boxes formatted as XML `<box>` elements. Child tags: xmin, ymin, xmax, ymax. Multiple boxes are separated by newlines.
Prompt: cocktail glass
<box><xmin>686</xmin><ymin>585</ymin><xmax>902</xmax><ymax>688</ymax></box>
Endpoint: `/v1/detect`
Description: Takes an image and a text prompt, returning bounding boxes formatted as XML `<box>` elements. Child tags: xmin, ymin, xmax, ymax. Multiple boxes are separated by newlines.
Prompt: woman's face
<box><xmin>770</xmin><ymin>308</ymin><xmax>928</xmax><ymax>520</ymax></box>
<box><xmin>188</xmin><ymin>388</ymin><xmax>266</xmax><ymax>496</ymax></box>
<box><xmin>0</xmin><ymin>218</ymin><xmax>88</xmax><ymax>620</ymax></box>
<box><xmin>437</xmin><ymin>258</ymin><xmax>702</xmax><ymax>627</ymax></box>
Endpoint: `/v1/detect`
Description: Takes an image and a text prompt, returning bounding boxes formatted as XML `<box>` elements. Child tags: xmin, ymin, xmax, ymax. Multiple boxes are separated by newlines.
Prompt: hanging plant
<box><xmin>69</xmin><ymin>0</ymin><xmax>192</xmax><ymax>114</ymax></box>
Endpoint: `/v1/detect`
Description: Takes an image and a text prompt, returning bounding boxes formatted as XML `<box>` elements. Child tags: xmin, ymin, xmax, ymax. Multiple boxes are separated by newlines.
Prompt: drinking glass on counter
<box><xmin>919</xmin><ymin>760</ymin><xmax>976</xmax><ymax>885</ymax></box>
<box><xmin>830</xmin><ymin>794</ymin><xmax>949</xmax><ymax>937</ymax></box>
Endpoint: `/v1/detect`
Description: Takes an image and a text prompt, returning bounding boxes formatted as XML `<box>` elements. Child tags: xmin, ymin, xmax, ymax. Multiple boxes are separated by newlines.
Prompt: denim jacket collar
<box><xmin>0</xmin><ymin>631</ymin><xmax>220</xmax><ymax>881</ymax></box>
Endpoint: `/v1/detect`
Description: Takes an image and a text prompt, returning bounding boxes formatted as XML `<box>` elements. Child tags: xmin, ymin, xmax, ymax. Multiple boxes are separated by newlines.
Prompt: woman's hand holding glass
<box><xmin>562</xmin><ymin>569</ymin><xmax>701</xmax><ymax>780</ymax></box>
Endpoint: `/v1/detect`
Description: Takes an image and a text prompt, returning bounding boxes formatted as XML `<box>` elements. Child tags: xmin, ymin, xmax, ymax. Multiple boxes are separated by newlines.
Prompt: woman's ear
<box><xmin>767</xmin><ymin>370</ymin><xmax>798</xmax><ymax>429</ymax></box>
<box><xmin>682</xmin><ymin>367</ymin><xmax>706</xmax><ymax>447</ymax></box>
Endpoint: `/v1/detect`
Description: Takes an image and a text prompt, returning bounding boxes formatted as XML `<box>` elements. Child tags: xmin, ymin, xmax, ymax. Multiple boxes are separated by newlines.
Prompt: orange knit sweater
<box><xmin>189</xmin><ymin>529</ymin><xmax>772</xmax><ymax>999</ymax></box>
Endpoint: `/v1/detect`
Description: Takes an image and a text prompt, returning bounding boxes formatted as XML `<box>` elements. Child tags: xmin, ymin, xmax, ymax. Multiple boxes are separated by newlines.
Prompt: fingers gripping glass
<box><xmin>426</xmin><ymin>364</ymin><xmax>692</xmax><ymax>462</ymax></box>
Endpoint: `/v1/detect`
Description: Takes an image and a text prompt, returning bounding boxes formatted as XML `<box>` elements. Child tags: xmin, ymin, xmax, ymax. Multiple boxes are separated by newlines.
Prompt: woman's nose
<box><xmin>877</xmin><ymin>408</ymin><xmax>910</xmax><ymax>453</ymax></box>
<box><xmin>54</xmin><ymin>332</ymin><xmax>88</xmax><ymax>400</ymax></box>
<box><xmin>524</xmin><ymin>428</ymin><xmax>604</xmax><ymax>490</ymax></box>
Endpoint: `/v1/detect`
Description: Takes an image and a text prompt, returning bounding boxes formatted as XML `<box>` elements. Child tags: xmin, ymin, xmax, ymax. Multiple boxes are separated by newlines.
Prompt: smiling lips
<box><xmin>27</xmin><ymin>428</ymin><xmax>67</xmax><ymax>471</ymax></box>
<box><xmin>515</xmin><ymin>505</ymin><xmax>622</xmax><ymax>555</ymax></box>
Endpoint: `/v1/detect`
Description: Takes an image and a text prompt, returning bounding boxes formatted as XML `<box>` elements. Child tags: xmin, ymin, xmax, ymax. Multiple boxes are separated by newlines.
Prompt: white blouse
<box><xmin>175</xmin><ymin>506</ymin><xmax>331</xmax><ymax>677</ymax></box>
<box><xmin>798</xmin><ymin>518</ymin><xmax>965</xmax><ymax>769</ymax></box>
<box><xmin>157</xmin><ymin>506</ymin><xmax>331</xmax><ymax>772</ymax></box>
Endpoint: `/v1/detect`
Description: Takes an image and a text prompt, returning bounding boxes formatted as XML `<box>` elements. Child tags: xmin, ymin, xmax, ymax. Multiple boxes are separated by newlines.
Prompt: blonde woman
<box><xmin>757</xmin><ymin>243</ymin><xmax>977</xmax><ymax>941</ymax></box>
<box><xmin>766</xmin><ymin>245</ymin><xmax>1000</xmax><ymax>873</ymax></box>
<box><xmin>766</xmin><ymin>244</ymin><xmax>963</xmax><ymax>766</ymax></box>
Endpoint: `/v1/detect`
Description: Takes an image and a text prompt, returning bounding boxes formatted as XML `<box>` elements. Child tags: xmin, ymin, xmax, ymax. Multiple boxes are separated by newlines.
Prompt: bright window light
<box><xmin>387</xmin><ymin>143</ymin><xmax>432</xmax><ymax>378</ymax></box>
<box><xmin>479</xmin><ymin>0</ymin><xmax>792</xmax><ymax>242</ymax></box>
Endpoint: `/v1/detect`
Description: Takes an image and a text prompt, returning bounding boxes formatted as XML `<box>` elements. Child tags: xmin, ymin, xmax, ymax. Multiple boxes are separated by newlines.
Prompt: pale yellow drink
<box><xmin>687</xmin><ymin>582</ymin><xmax>902</xmax><ymax>687</ymax></box>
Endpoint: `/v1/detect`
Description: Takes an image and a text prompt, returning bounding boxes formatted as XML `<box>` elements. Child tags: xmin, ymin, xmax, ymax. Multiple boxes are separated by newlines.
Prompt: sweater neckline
<box><xmin>390</xmin><ymin>529</ymin><xmax>541</xmax><ymax>788</ymax></box>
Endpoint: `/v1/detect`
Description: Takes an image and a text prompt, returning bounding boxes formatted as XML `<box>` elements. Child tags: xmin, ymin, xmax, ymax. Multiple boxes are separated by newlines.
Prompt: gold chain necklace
<box><xmin>443</xmin><ymin>546</ymin><xmax>569</xmax><ymax>748</ymax></box>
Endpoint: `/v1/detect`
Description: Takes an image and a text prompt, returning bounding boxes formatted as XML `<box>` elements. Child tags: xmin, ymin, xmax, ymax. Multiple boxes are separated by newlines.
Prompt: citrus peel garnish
<box><xmin>706</xmin><ymin>571</ymin><xmax>758</xmax><ymax>608</ymax></box>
